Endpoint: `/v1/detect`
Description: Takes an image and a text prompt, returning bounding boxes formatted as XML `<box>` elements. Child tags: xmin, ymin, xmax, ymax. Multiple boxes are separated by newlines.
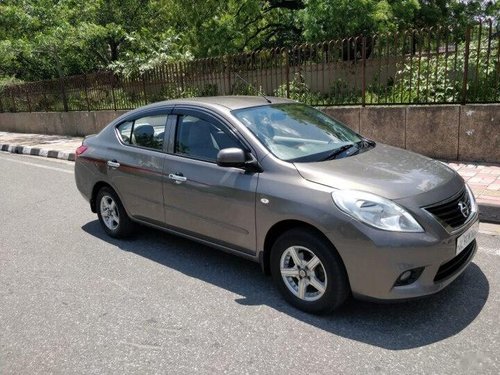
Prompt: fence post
<box><xmin>83</xmin><ymin>74</ymin><xmax>91</xmax><ymax>111</ymax></box>
<box><xmin>461</xmin><ymin>25</ymin><xmax>471</xmax><ymax>105</ymax></box>
<box><xmin>142</xmin><ymin>73</ymin><xmax>148</xmax><ymax>104</ymax></box>
<box><xmin>25</xmin><ymin>86</ymin><xmax>32</xmax><ymax>112</ymax></box>
<box><xmin>179</xmin><ymin>62</ymin><xmax>185</xmax><ymax>95</ymax></box>
<box><xmin>42</xmin><ymin>85</ymin><xmax>49</xmax><ymax>112</ymax></box>
<box><xmin>110</xmin><ymin>74</ymin><xmax>117</xmax><ymax>111</ymax></box>
<box><xmin>0</xmin><ymin>92</ymin><xmax>3</xmax><ymax>113</ymax></box>
<box><xmin>10</xmin><ymin>88</ymin><xmax>17</xmax><ymax>113</ymax></box>
<box><xmin>59</xmin><ymin>76</ymin><xmax>68</xmax><ymax>111</ymax></box>
<box><xmin>285</xmin><ymin>49</ymin><xmax>290</xmax><ymax>98</ymax></box>
<box><xmin>227</xmin><ymin>56</ymin><xmax>232</xmax><ymax>95</ymax></box>
<box><xmin>362</xmin><ymin>36</ymin><xmax>367</xmax><ymax>107</ymax></box>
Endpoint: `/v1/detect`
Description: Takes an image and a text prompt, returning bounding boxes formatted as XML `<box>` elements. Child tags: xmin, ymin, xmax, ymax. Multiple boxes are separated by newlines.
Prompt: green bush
<box><xmin>388</xmin><ymin>36</ymin><xmax>499</xmax><ymax>103</ymax></box>
<box><xmin>274</xmin><ymin>72</ymin><xmax>323</xmax><ymax>104</ymax></box>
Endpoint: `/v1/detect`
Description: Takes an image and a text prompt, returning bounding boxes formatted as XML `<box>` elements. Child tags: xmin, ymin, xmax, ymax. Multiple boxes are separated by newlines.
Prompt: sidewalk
<box><xmin>448</xmin><ymin>162</ymin><xmax>500</xmax><ymax>223</ymax></box>
<box><xmin>1</xmin><ymin>131</ymin><xmax>499</xmax><ymax>222</ymax></box>
<box><xmin>0</xmin><ymin>131</ymin><xmax>82</xmax><ymax>161</ymax></box>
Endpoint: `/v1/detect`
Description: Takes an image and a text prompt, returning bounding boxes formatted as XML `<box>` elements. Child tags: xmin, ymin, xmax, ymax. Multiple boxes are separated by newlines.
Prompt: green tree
<box><xmin>168</xmin><ymin>0</ymin><xmax>304</xmax><ymax>57</ymax></box>
<box><xmin>0</xmin><ymin>0</ymin><xmax>495</xmax><ymax>83</ymax></box>
<box><xmin>0</xmin><ymin>0</ymin><xmax>186</xmax><ymax>80</ymax></box>
<box><xmin>299</xmin><ymin>0</ymin><xmax>422</xmax><ymax>42</ymax></box>
<box><xmin>0</xmin><ymin>0</ymin><xmax>96</xmax><ymax>81</ymax></box>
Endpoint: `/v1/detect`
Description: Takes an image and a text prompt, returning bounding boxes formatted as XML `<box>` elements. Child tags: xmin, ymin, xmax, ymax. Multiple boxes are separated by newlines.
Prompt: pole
<box><xmin>361</xmin><ymin>36</ymin><xmax>367</xmax><ymax>107</ymax></box>
<box><xmin>462</xmin><ymin>26</ymin><xmax>471</xmax><ymax>105</ymax></box>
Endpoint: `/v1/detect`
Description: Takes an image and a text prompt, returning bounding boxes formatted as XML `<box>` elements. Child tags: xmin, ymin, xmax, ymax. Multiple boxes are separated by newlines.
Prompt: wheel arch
<box><xmin>261</xmin><ymin>220</ymin><xmax>345</xmax><ymax>275</ymax></box>
<box><xmin>90</xmin><ymin>181</ymin><xmax>114</xmax><ymax>213</ymax></box>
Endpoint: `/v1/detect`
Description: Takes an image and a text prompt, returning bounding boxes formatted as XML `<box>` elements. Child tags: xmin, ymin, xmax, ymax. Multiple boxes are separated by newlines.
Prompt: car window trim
<box><xmin>164</xmin><ymin>115</ymin><xmax>177</xmax><ymax>154</ymax></box>
<box><xmin>115</xmin><ymin>120</ymin><xmax>134</xmax><ymax>145</ymax></box>
<box><xmin>170</xmin><ymin>106</ymin><xmax>255</xmax><ymax>164</ymax></box>
<box><xmin>115</xmin><ymin>120</ymin><xmax>167</xmax><ymax>154</ymax></box>
<box><xmin>169</xmin><ymin>114</ymin><xmax>227</xmax><ymax>164</ymax></box>
<box><xmin>114</xmin><ymin>109</ymin><xmax>172</xmax><ymax>153</ymax></box>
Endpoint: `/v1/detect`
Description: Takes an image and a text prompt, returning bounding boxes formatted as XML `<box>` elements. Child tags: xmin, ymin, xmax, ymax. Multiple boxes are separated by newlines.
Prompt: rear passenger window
<box><xmin>117</xmin><ymin>115</ymin><xmax>168</xmax><ymax>151</ymax></box>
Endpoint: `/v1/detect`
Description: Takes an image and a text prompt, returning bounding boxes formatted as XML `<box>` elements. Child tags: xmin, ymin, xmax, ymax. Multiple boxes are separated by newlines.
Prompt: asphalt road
<box><xmin>0</xmin><ymin>152</ymin><xmax>499</xmax><ymax>375</ymax></box>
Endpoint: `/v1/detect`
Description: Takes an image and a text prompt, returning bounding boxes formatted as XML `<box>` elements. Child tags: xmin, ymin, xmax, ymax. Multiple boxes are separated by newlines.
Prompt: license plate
<box><xmin>456</xmin><ymin>221</ymin><xmax>479</xmax><ymax>255</ymax></box>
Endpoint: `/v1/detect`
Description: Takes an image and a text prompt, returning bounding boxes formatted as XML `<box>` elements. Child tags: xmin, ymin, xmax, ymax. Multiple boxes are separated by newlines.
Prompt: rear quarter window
<box><xmin>116</xmin><ymin>115</ymin><xmax>168</xmax><ymax>151</ymax></box>
<box><xmin>117</xmin><ymin>121</ymin><xmax>133</xmax><ymax>143</ymax></box>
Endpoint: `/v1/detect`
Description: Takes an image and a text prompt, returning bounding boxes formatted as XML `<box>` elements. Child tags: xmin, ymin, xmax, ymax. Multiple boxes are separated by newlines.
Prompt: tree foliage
<box><xmin>0</xmin><ymin>0</ymin><xmax>497</xmax><ymax>83</ymax></box>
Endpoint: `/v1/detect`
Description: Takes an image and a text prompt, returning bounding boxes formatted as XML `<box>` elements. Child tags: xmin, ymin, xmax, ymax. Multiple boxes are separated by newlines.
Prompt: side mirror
<box><xmin>216</xmin><ymin>148</ymin><xmax>246</xmax><ymax>168</ymax></box>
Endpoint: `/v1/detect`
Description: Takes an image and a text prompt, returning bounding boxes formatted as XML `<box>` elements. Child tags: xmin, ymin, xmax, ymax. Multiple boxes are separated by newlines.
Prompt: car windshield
<box><xmin>232</xmin><ymin>103</ymin><xmax>364</xmax><ymax>162</ymax></box>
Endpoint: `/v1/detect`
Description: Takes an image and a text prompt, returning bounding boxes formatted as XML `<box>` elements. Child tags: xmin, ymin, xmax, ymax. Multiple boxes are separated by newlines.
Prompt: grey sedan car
<box><xmin>75</xmin><ymin>96</ymin><xmax>479</xmax><ymax>314</ymax></box>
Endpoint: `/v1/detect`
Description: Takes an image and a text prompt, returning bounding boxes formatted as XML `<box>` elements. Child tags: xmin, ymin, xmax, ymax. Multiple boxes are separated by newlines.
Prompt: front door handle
<box><xmin>168</xmin><ymin>173</ymin><xmax>187</xmax><ymax>184</ymax></box>
<box><xmin>107</xmin><ymin>160</ymin><xmax>120</xmax><ymax>168</ymax></box>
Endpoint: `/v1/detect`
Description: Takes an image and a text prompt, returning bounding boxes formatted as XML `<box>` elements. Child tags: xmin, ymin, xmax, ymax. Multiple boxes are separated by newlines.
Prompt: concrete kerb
<box><xmin>478</xmin><ymin>204</ymin><xmax>500</xmax><ymax>224</ymax></box>
<box><xmin>0</xmin><ymin>143</ymin><xmax>75</xmax><ymax>161</ymax></box>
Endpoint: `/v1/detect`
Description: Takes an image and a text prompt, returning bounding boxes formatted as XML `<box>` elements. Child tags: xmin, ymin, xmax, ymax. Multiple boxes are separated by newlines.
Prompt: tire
<box><xmin>96</xmin><ymin>187</ymin><xmax>135</xmax><ymax>238</ymax></box>
<box><xmin>270</xmin><ymin>229</ymin><xmax>350</xmax><ymax>314</ymax></box>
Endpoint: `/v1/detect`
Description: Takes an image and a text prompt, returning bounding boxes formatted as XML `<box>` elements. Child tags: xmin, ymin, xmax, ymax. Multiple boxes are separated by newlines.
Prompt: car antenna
<box><xmin>234</xmin><ymin>72</ymin><xmax>272</xmax><ymax>103</ymax></box>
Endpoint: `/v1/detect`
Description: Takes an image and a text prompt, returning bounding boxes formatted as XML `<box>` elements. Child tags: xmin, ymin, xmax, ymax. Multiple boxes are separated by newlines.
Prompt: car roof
<box><xmin>137</xmin><ymin>95</ymin><xmax>296</xmax><ymax>111</ymax></box>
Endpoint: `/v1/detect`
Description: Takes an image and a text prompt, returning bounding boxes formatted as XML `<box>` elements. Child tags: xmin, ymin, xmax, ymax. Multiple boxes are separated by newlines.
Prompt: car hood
<box><xmin>294</xmin><ymin>144</ymin><xmax>459</xmax><ymax>200</ymax></box>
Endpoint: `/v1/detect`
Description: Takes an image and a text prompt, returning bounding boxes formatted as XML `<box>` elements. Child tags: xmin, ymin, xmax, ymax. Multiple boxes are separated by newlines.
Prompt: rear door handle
<box><xmin>107</xmin><ymin>160</ymin><xmax>120</xmax><ymax>168</ymax></box>
<box><xmin>168</xmin><ymin>173</ymin><xmax>187</xmax><ymax>184</ymax></box>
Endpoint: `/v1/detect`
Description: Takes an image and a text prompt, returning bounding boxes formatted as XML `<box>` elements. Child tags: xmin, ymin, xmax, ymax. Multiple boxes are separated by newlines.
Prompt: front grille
<box><xmin>424</xmin><ymin>188</ymin><xmax>471</xmax><ymax>229</ymax></box>
<box><xmin>434</xmin><ymin>240</ymin><xmax>476</xmax><ymax>282</ymax></box>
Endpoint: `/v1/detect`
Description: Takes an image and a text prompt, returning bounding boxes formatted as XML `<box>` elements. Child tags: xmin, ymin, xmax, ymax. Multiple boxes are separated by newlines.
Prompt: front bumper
<box><xmin>327</xmin><ymin>214</ymin><xmax>479</xmax><ymax>301</ymax></box>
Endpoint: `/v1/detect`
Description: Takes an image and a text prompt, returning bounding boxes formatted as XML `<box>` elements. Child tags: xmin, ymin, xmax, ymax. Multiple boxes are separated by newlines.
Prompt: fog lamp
<box><xmin>394</xmin><ymin>267</ymin><xmax>424</xmax><ymax>287</ymax></box>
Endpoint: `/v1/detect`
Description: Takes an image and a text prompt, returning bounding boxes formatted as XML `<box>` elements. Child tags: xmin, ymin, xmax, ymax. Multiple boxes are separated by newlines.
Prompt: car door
<box><xmin>162</xmin><ymin>108</ymin><xmax>259</xmax><ymax>255</ymax></box>
<box><xmin>107</xmin><ymin>111</ymin><xmax>171</xmax><ymax>225</ymax></box>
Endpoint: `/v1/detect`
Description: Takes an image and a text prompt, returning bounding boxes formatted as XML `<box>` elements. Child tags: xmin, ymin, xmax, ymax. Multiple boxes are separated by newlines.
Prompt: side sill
<box><xmin>131</xmin><ymin>216</ymin><xmax>260</xmax><ymax>263</ymax></box>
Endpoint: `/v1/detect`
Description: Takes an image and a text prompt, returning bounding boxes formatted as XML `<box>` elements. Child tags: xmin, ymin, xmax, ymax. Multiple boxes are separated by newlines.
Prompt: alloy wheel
<box><xmin>100</xmin><ymin>195</ymin><xmax>120</xmax><ymax>230</ymax></box>
<box><xmin>279</xmin><ymin>246</ymin><xmax>328</xmax><ymax>302</ymax></box>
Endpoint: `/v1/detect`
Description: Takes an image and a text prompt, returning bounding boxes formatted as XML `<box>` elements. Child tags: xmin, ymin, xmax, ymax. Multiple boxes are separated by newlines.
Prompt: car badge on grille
<box><xmin>458</xmin><ymin>201</ymin><xmax>470</xmax><ymax>218</ymax></box>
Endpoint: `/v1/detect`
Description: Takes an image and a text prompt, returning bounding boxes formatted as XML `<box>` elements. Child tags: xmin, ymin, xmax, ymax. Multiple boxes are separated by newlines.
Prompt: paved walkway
<box><xmin>448</xmin><ymin>163</ymin><xmax>500</xmax><ymax>208</ymax></box>
<box><xmin>1</xmin><ymin>131</ymin><xmax>499</xmax><ymax>222</ymax></box>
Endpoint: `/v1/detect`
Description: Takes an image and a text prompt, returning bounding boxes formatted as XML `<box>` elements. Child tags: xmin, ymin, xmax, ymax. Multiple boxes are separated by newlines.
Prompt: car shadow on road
<box><xmin>82</xmin><ymin>220</ymin><xmax>489</xmax><ymax>351</ymax></box>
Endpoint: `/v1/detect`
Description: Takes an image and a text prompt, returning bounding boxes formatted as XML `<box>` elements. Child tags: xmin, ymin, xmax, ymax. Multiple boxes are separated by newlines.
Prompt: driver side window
<box><xmin>174</xmin><ymin>115</ymin><xmax>242</xmax><ymax>162</ymax></box>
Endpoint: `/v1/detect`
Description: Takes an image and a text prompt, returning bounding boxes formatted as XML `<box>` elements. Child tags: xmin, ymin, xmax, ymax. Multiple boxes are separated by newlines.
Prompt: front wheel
<box><xmin>270</xmin><ymin>229</ymin><xmax>350</xmax><ymax>314</ymax></box>
<box><xmin>96</xmin><ymin>187</ymin><xmax>135</xmax><ymax>238</ymax></box>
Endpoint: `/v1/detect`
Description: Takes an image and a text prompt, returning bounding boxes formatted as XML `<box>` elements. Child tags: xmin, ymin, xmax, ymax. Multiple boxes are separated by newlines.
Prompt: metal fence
<box><xmin>0</xmin><ymin>21</ymin><xmax>498</xmax><ymax>113</ymax></box>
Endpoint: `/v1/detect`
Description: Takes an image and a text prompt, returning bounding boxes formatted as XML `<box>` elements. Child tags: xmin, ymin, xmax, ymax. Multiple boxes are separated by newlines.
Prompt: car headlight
<box><xmin>332</xmin><ymin>190</ymin><xmax>424</xmax><ymax>232</ymax></box>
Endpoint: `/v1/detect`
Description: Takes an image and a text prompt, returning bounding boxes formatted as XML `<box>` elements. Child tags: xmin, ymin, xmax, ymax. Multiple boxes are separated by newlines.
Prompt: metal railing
<box><xmin>0</xmin><ymin>20</ymin><xmax>498</xmax><ymax>113</ymax></box>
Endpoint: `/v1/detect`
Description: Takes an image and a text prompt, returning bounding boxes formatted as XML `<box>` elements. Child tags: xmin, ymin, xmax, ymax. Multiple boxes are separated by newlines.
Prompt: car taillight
<box><xmin>76</xmin><ymin>145</ymin><xmax>88</xmax><ymax>157</ymax></box>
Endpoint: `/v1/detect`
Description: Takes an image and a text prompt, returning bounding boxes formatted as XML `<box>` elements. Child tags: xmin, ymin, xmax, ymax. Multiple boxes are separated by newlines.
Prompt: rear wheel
<box><xmin>96</xmin><ymin>187</ymin><xmax>135</xmax><ymax>238</ymax></box>
<box><xmin>270</xmin><ymin>229</ymin><xmax>349</xmax><ymax>314</ymax></box>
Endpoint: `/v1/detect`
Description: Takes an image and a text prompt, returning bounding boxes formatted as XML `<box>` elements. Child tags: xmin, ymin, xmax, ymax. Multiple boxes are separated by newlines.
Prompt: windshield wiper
<box><xmin>322</xmin><ymin>144</ymin><xmax>356</xmax><ymax>161</ymax></box>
